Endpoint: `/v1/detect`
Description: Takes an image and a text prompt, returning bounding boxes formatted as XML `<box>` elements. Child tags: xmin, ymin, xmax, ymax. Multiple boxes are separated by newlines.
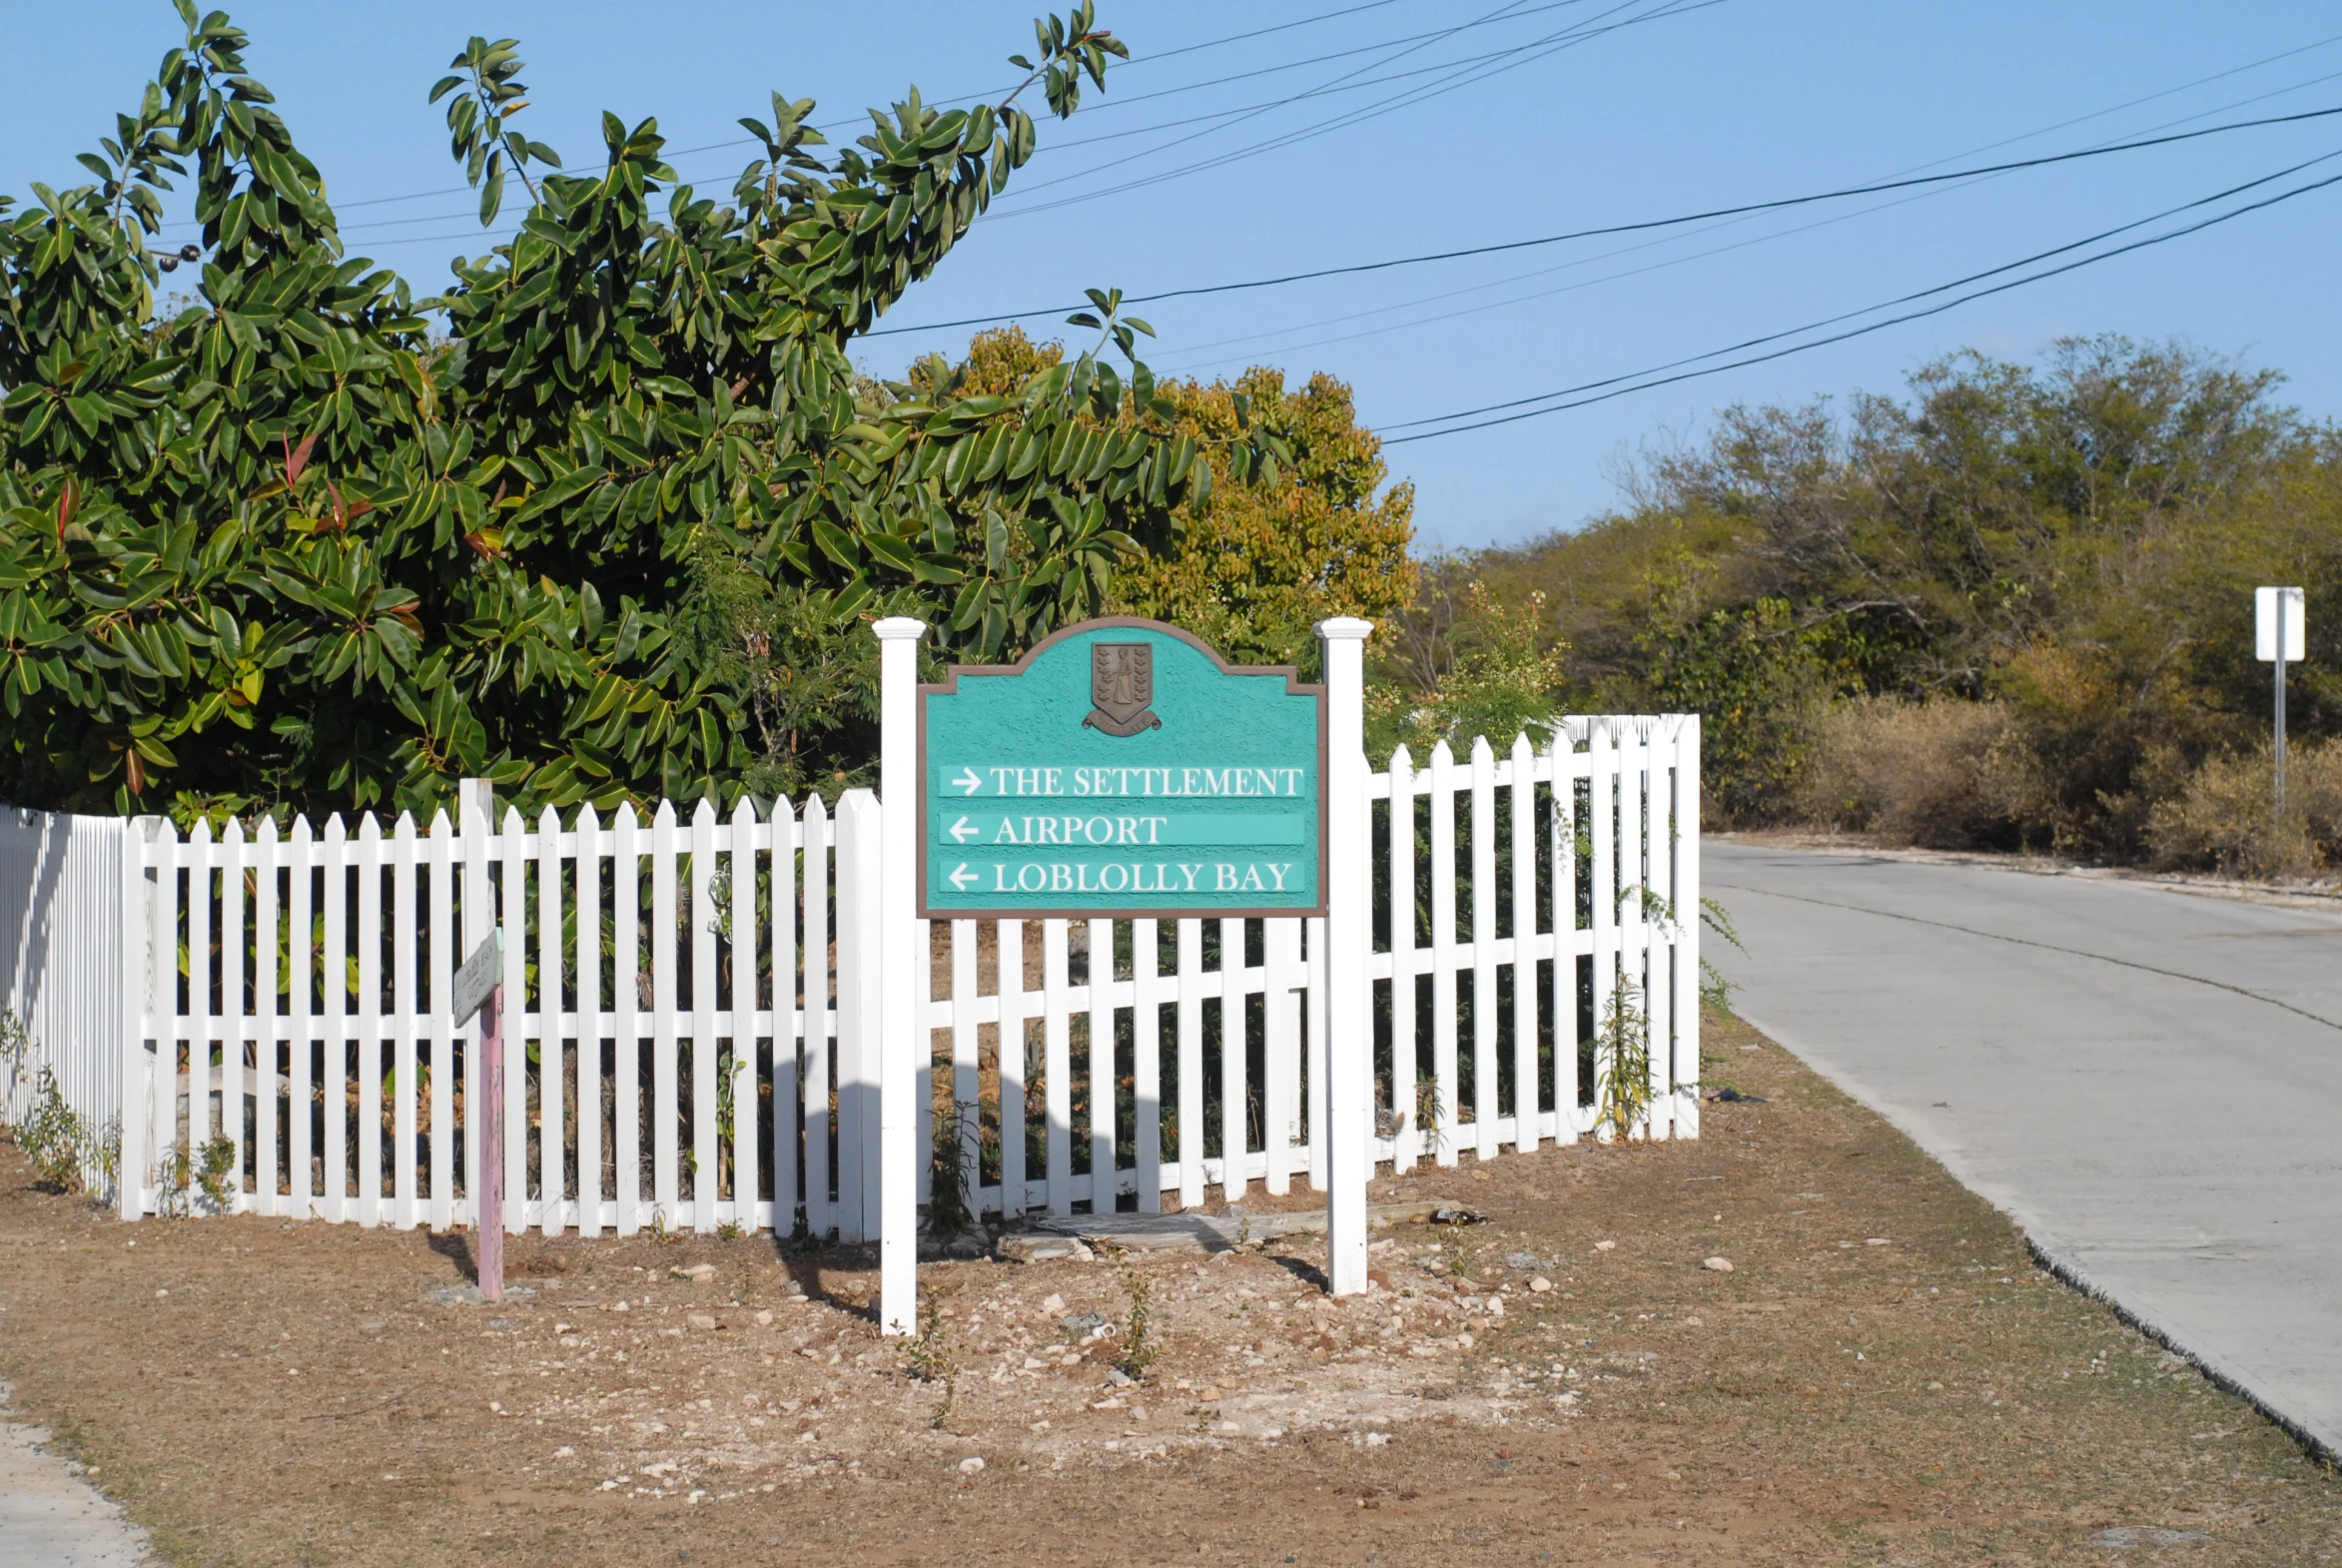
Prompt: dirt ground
<box><xmin>2</xmin><ymin>1012</ymin><xmax>2336</xmax><ymax>1567</ymax></box>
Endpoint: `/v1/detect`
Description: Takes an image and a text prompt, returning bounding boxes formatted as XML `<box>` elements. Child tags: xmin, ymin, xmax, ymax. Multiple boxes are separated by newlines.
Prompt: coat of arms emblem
<box><xmin>1083</xmin><ymin>642</ymin><xmax>1162</xmax><ymax>736</ymax></box>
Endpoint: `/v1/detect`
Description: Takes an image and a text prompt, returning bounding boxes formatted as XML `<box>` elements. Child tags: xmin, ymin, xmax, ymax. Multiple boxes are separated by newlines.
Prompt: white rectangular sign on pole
<box><xmin>2256</xmin><ymin>586</ymin><xmax>2305</xmax><ymax>662</ymax></box>
<box><xmin>451</xmin><ymin>929</ymin><xmax>503</xmax><ymax>1029</ymax></box>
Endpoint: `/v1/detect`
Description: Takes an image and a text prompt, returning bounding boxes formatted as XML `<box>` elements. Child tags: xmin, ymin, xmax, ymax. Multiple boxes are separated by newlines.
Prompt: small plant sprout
<box><xmin>1116</xmin><ymin>1256</ymin><xmax>1161</xmax><ymax>1381</ymax></box>
<box><xmin>195</xmin><ymin>1134</ymin><xmax>237</xmax><ymax>1211</ymax></box>
<box><xmin>1596</xmin><ymin>976</ymin><xmax>1654</xmax><ymax>1143</ymax></box>
<box><xmin>904</xmin><ymin>1288</ymin><xmax>959</xmax><ymax>1428</ymax></box>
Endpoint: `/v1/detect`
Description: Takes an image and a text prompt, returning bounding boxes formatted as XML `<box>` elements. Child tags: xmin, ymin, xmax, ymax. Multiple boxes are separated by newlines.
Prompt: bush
<box><xmin>1794</xmin><ymin>697</ymin><xmax>2040</xmax><ymax>850</ymax></box>
<box><xmin>2147</xmin><ymin>739</ymin><xmax>2342</xmax><ymax>877</ymax></box>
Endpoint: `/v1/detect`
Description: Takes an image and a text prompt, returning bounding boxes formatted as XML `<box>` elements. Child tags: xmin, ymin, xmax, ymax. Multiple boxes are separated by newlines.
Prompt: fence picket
<box><xmin>614</xmin><ymin>803</ymin><xmax>643</xmax><ymax>1237</ymax></box>
<box><xmin>255</xmin><ymin>817</ymin><xmax>282</xmax><ymax>1217</ymax></box>
<box><xmin>1510</xmin><ymin>732</ymin><xmax>1540</xmax><ymax>1153</ymax></box>
<box><xmin>1217</xmin><ymin>917</ymin><xmax>1246</xmax><ymax>1198</ymax></box>
<box><xmin>1043</xmin><ymin>919</ymin><xmax>1072</xmax><ymax>1216</ymax></box>
<box><xmin>288</xmin><ymin>816</ymin><xmax>314</xmax><ymax>1218</ymax></box>
<box><xmin>1387</xmin><ymin>745</ymin><xmax>1418</xmax><ymax>1170</ymax></box>
<box><xmin>1133</xmin><ymin>918</ymin><xmax>1162</xmax><ymax>1212</ymax></box>
<box><xmin>1469</xmin><ymin>737</ymin><xmax>1498</xmax><ymax>1164</ymax></box>
<box><xmin>1428</xmin><ymin>742</ymin><xmax>1459</xmax><ymax>1169</ymax></box>
<box><xmin>538</xmin><ymin>805</ymin><xmax>565</xmax><ymax>1231</ymax></box>
<box><xmin>1263</xmin><ymin>917</ymin><xmax>1298</xmax><ymax>1197</ymax></box>
<box><xmin>427</xmin><ymin>810</ymin><xmax>454</xmax><ymax>1231</ymax></box>
<box><xmin>768</xmin><ymin>799</ymin><xmax>798</xmax><ymax>1237</ymax></box>
<box><xmin>1174</xmin><ymin>918</ymin><xmax>1203</xmax><ymax>1209</ymax></box>
<box><xmin>997</xmin><ymin>916</ymin><xmax>1028</xmax><ymax>1220</ymax></box>
<box><xmin>731</xmin><ymin>797</ymin><xmax>760</xmax><ymax>1233</ymax></box>
<box><xmin>358</xmin><ymin>814</ymin><xmax>385</xmax><ymax>1226</ymax></box>
<box><xmin>799</xmin><ymin>795</ymin><xmax>830</xmax><ymax>1240</ymax></box>
<box><xmin>393</xmin><ymin>813</ymin><xmax>418</xmax><ymax>1228</ymax></box>
<box><xmin>575</xmin><ymin>805</ymin><xmax>604</xmax><ymax>1236</ymax></box>
<box><xmin>222</xmin><ymin>817</ymin><xmax>249</xmax><ymax>1211</ymax></box>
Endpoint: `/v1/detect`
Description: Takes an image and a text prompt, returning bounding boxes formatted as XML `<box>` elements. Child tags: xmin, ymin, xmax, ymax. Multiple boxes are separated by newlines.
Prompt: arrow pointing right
<box><xmin>953</xmin><ymin>767</ymin><xmax>982</xmax><ymax>795</ymax></box>
<box><xmin>948</xmin><ymin>864</ymin><xmax>978</xmax><ymax>891</ymax></box>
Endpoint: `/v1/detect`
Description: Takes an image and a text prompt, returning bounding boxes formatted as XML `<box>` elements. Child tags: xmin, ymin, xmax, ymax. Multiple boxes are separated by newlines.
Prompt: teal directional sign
<box><xmin>919</xmin><ymin>618</ymin><xmax>1324</xmax><ymax>919</ymax></box>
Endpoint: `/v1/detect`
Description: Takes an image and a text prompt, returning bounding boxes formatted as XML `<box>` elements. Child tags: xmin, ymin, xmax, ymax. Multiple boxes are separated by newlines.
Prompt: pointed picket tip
<box><xmin>537</xmin><ymin>803</ymin><xmax>561</xmax><ymax>834</ymax></box>
<box><xmin>426</xmin><ymin>808</ymin><xmax>452</xmax><ymax>840</ymax></box>
<box><xmin>1429</xmin><ymin>739</ymin><xmax>1455</xmax><ymax>768</ymax></box>
<box><xmin>358</xmin><ymin>812</ymin><xmax>382</xmax><ymax>842</ymax></box>
<box><xmin>1388</xmin><ymin>743</ymin><xmax>1415</xmax><ymax>775</ymax></box>
<box><xmin>223</xmin><ymin>814</ymin><xmax>245</xmax><ymax>845</ymax></box>
<box><xmin>500</xmin><ymin>805</ymin><xmax>526</xmax><ymax>835</ymax></box>
<box><xmin>392</xmin><ymin>811</ymin><xmax>416</xmax><ymax>841</ymax></box>
<box><xmin>729</xmin><ymin>793</ymin><xmax>757</xmax><ymax>827</ymax></box>
<box><xmin>692</xmin><ymin>794</ymin><xmax>719</xmax><ymax>826</ymax></box>
<box><xmin>576</xmin><ymin>801</ymin><xmax>601</xmax><ymax>834</ymax></box>
<box><xmin>256</xmin><ymin>814</ymin><xmax>280</xmax><ymax>844</ymax></box>
<box><xmin>652</xmin><ymin>798</ymin><xmax>678</xmax><ymax>828</ymax></box>
<box><xmin>1470</xmin><ymin>734</ymin><xmax>1495</xmax><ymax>763</ymax></box>
<box><xmin>1510</xmin><ymin>731</ymin><xmax>1535</xmax><ymax>760</ymax></box>
<box><xmin>190</xmin><ymin>815</ymin><xmax>213</xmax><ymax>845</ymax></box>
<box><xmin>324</xmin><ymin>812</ymin><xmax>347</xmax><ymax>840</ymax></box>
<box><xmin>290</xmin><ymin>813</ymin><xmax>315</xmax><ymax>842</ymax></box>
<box><xmin>804</xmin><ymin>791</ymin><xmax>830</xmax><ymax>823</ymax></box>
<box><xmin>768</xmin><ymin>792</ymin><xmax>797</xmax><ymax>826</ymax></box>
<box><xmin>614</xmin><ymin>799</ymin><xmax>639</xmax><ymax>832</ymax></box>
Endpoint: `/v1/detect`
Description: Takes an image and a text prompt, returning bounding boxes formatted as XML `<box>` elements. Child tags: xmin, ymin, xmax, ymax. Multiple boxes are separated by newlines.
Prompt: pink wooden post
<box><xmin>478</xmin><ymin>985</ymin><xmax>504</xmax><ymax>1301</ymax></box>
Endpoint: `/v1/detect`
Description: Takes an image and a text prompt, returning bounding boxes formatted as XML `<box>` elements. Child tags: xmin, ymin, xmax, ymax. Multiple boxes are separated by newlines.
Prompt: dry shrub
<box><xmin>2146</xmin><ymin>739</ymin><xmax>2342</xmax><ymax>877</ymax></box>
<box><xmin>1795</xmin><ymin>696</ymin><xmax>2039</xmax><ymax>849</ymax></box>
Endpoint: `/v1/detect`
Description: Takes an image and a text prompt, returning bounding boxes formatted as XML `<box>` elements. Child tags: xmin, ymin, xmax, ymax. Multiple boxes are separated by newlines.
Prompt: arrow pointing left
<box><xmin>948</xmin><ymin>864</ymin><xmax>978</xmax><ymax>891</ymax></box>
<box><xmin>948</xmin><ymin>816</ymin><xmax>979</xmax><ymax>843</ymax></box>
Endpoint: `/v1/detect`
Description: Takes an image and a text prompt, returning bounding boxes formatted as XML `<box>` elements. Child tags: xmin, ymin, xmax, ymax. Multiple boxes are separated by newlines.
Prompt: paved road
<box><xmin>0</xmin><ymin>1388</ymin><xmax>151</xmax><ymax>1566</ymax></box>
<box><xmin>1706</xmin><ymin>842</ymin><xmax>2342</xmax><ymax>1460</ymax></box>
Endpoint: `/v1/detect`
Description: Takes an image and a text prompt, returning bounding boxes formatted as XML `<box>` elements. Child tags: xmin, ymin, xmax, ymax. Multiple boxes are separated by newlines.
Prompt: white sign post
<box><xmin>452</xmin><ymin>929</ymin><xmax>505</xmax><ymax>1301</ymax></box>
<box><xmin>2256</xmin><ymin>586</ymin><xmax>2305</xmax><ymax>823</ymax></box>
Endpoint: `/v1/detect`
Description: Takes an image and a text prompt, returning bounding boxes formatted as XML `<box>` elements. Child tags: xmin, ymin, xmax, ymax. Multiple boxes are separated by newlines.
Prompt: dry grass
<box><xmin>1</xmin><ymin>1012</ymin><xmax>2336</xmax><ymax>1565</ymax></box>
<box><xmin>2147</xmin><ymin>737</ymin><xmax>2342</xmax><ymax>877</ymax></box>
<box><xmin>1794</xmin><ymin>696</ymin><xmax>2039</xmax><ymax>850</ymax></box>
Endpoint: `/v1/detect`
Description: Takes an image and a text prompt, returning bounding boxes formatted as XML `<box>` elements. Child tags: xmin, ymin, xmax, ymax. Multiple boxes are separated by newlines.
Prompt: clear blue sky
<box><xmin>9</xmin><ymin>2</ymin><xmax>2340</xmax><ymax>551</ymax></box>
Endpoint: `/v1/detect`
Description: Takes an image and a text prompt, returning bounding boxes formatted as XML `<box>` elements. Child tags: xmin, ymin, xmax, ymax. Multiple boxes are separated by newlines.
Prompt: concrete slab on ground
<box><xmin>0</xmin><ymin>1386</ymin><xmax>152</xmax><ymax>1567</ymax></box>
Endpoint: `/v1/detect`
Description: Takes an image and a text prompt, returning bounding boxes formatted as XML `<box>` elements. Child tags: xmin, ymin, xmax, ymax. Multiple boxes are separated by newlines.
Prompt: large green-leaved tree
<box><xmin>0</xmin><ymin>1</ymin><xmax>1283</xmax><ymax>819</ymax></box>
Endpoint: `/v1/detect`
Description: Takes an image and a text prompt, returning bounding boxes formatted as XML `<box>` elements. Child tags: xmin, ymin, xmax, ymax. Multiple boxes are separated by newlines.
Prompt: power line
<box><xmin>987</xmin><ymin>0</ymin><xmax>1711</xmax><ymax>219</ymax></box>
<box><xmin>860</xmin><ymin>102</ymin><xmax>2342</xmax><ymax>338</ymax></box>
<box><xmin>1378</xmin><ymin>153</ymin><xmax>2342</xmax><ymax>442</ymax></box>
<box><xmin>1155</xmin><ymin>64</ymin><xmax>2342</xmax><ymax>375</ymax></box>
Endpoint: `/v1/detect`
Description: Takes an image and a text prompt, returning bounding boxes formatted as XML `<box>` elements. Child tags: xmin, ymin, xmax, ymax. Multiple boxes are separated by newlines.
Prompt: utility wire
<box><xmin>1379</xmin><ymin>153</ymin><xmax>2342</xmax><ymax>442</ymax></box>
<box><xmin>1157</xmin><ymin>65</ymin><xmax>2342</xmax><ymax>373</ymax></box>
<box><xmin>989</xmin><ymin>0</ymin><xmax>1709</xmax><ymax>218</ymax></box>
<box><xmin>861</xmin><ymin>102</ymin><xmax>2342</xmax><ymax>337</ymax></box>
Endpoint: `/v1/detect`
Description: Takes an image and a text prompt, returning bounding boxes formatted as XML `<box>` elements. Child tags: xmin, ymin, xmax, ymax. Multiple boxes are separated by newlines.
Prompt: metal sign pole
<box><xmin>2275</xmin><ymin>591</ymin><xmax>2288</xmax><ymax>826</ymax></box>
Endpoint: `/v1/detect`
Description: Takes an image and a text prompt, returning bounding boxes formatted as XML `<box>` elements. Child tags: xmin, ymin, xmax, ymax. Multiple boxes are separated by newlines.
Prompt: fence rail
<box><xmin>0</xmin><ymin>713</ymin><xmax>1698</xmax><ymax>1233</ymax></box>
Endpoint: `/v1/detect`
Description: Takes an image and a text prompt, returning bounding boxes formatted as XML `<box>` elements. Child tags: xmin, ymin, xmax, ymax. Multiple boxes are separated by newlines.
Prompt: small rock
<box><xmin>1865</xmin><ymin>1237</ymin><xmax>1892</xmax><ymax>1246</ymax></box>
<box><xmin>1365</xmin><ymin>1431</ymin><xmax>1391</xmax><ymax>1446</ymax></box>
<box><xmin>670</xmin><ymin>1263</ymin><xmax>716</xmax><ymax>1280</ymax></box>
<box><xmin>1926</xmin><ymin>1380</ymin><xmax>1945</xmax><ymax>1392</ymax></box>
<box><xmin>1022</xmin><ymin>1355</ymin><xmax>1048</xmax><ymax>1370</ymax></box>
<box><xmin>754</xmin><ymin>1309</ymin><xmax>773</xmax><ymax>1326</ymax></box>
<box><xmin>687</xmin><ymin>1312</ymin><xmax>718</xmax><ymax>1330</ymax></box>
<box><xmin>999</xmin><ymin>1235</ymin><xmax>1093</xmax><ymax>1264</ymax></box>
<box><xmin>553</xmin><ymin>1446</ymin><xmax>575</xmax><ymax>1459</ymax></box>
<box><xmin>1091</xmin><ymin>1397</ymin><xmax>1127</xmax><ymax>1411</ymax></box>
<box><xmin>958</xmin><ymin>1455</ymin><xmax>986</xmax><ymax>1474</ymax></box>
<box><xmin>1041</xmin><ymin>1293</ymin><xmax>1067</xmax><ymax>1314</ymax></box>
<box><xmin>1105</xmin><ymin>1366</ymin><xmax>1134</xmax><ymax>1387</ymax></box>
<box><xmin>1457</xmin><ymin>1332</ymin><xmax>1475</xmax><ymax>1349</ymax></box>
<box><xmin>1593</xmin><ymin>1239</ymin><xmax>1616</xmax><ymax>1251</ymax></box>
<box><xmin>1529</xmin><ymin>1277</ymin><xmax>1553</xmax><ymax>1293</ymax></box>
<box><xmin>1701</xmin><ymin>1256</ymin><xmax>1734</xmax><ymax>1272</ymax></box>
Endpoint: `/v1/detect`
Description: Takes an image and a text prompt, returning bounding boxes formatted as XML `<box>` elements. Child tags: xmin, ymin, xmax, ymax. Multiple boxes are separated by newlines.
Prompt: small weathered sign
<box><xmin>920</xmin><ymin>618</ymin><xmax>1324</xmax><ymax>919</ymax></box>
<box><xmin>451</xmin><ymin>929</ymin><xmax>502</xmax><ymax>1028</ymax></box>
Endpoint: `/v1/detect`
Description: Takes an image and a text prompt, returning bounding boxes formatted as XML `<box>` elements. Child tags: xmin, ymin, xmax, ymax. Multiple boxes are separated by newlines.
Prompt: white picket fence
<box><xmin>2</xmin><ymin>714</ymin><xmax>1698</xmax><ymax>1232</ymax></box>
<box><xmin>0</xmin><ymin>809</ymin><xmax>130</xmax><ymax>1144</ymax></box>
